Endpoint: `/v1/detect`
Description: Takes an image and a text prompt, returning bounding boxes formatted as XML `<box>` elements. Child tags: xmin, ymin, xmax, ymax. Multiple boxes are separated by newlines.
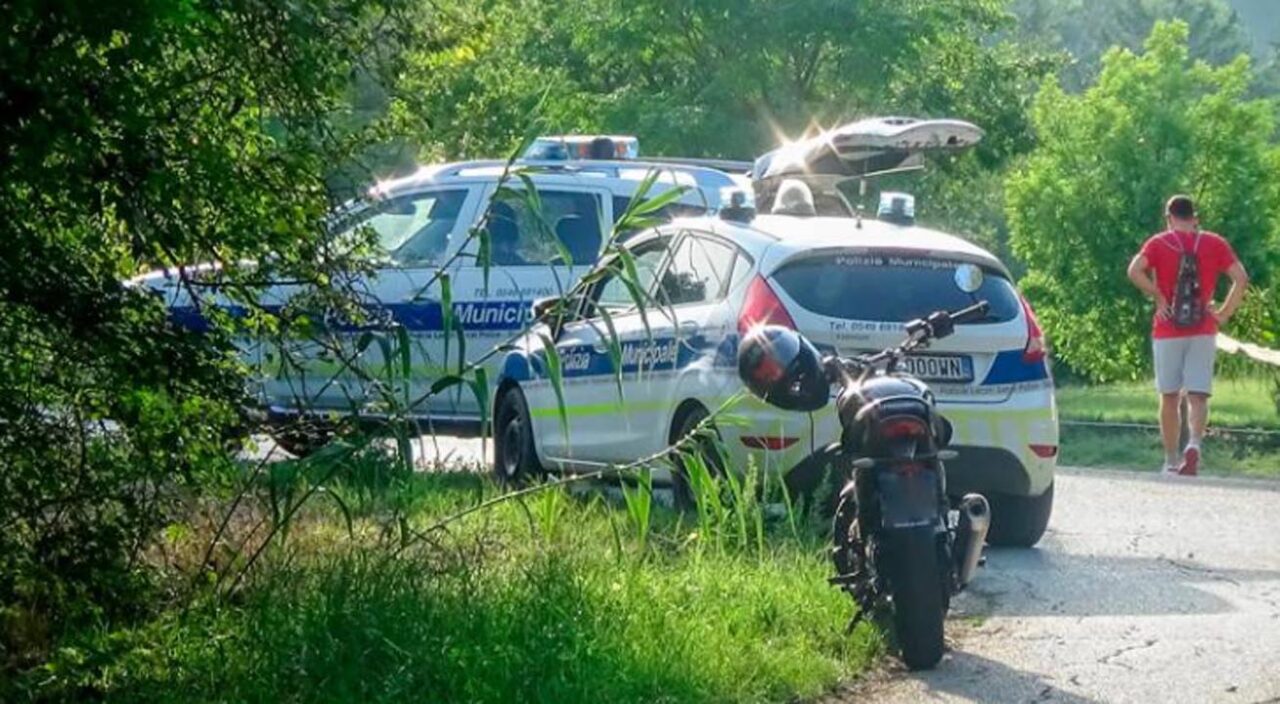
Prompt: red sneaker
<box><xmin>1179</xmin><ymin>446</ymin><xmax>1200</xmax><ymax>476</ymax></box>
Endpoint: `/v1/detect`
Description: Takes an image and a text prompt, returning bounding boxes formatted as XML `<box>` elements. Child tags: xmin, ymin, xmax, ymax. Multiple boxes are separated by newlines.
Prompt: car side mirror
<box><xmin>533</xmin><ymin>295</ymin><xmax>578</xmax><ymax>340</ymax></box>
<box><xmin>532</xmin><ymin>296</ymin><xmax>561</xmax><ymax>320</ymax></box>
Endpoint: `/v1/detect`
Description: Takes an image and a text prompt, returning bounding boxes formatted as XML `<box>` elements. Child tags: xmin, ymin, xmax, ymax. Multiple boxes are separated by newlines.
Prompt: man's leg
<box><xmin>1179</xmin><ymin>335</ymin><xmax>1217</xmax><ymax>476</ymax></box>
<box><xmin>1186</xmin><ymin>393</ymin><xmax>1209</xmax><ymax>443</ymax></box>
<box><xmin>1159</xmin><ymin>392</ymin><xmax>1183</xmax><ymax>463</ymax></box>
<box><xmin>1152</xmin><ymin>338</ymin><xmax>1187</xmax><ymax>472</ymax></box>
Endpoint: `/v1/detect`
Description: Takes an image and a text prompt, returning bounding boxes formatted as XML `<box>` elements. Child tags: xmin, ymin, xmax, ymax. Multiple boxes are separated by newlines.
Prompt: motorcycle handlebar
<box><xmin>834</xmin><ymin>300</ymin><xmax>991</xmax><ymax>373</ymax></box>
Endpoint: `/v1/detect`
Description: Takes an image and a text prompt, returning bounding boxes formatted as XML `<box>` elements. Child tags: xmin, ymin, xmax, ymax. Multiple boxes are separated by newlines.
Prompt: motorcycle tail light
<box><xmin>880</xmin><ymin>416</ymin><xmax>930</xmax><ymax>440</ymax></box>
<box><xmin>1020</xmin><ymin>295</ymin><xmax>1047</xmax><ymax>365</ymax></box>
<box><xmin>738</xmin><ymin>275</ymin><xmax>796</xmax><ymax>335</ymax></box>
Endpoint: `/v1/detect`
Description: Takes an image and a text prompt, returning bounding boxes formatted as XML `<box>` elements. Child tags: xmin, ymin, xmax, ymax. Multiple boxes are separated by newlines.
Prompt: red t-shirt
<box><xmin>1139</xmin><ymin>230</ymin><xmax>1238</xmax><ymax>339</ymax></box>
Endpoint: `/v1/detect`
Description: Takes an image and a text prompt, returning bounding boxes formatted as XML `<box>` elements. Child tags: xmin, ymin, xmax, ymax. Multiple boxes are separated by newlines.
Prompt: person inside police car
<box><xmin>1127</xmin><ymin>195</ymin><xmax>1249</xmax><ymax>476</ymax></box>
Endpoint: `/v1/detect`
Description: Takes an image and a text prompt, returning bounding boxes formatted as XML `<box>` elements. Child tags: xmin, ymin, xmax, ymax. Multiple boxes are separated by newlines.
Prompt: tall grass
<box><xmin>21</xmin><ymin>468</ymin><xmax>880</xmax><ymax>703</ymax></box>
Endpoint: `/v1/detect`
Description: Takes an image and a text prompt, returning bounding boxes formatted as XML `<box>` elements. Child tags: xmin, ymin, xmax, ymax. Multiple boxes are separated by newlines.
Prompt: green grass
<box><xmin>1060</xmin><ymin>425</ymin><xmax>1280</xmax><ymax>479</ymax></box>
<box><xmin>19</xmin><ymin>470</ymin><xmax>879</xmax><ymax>703</ymax></box>
<box><xmin>1057</xmin><ymin>376</ymin><xmax>1279</xmax><ymax>429</ymax></box>
<box><xmin>1056</xmin><ymin>377</ymin><xmax>1280</xmax><ymax>477</ymax></box>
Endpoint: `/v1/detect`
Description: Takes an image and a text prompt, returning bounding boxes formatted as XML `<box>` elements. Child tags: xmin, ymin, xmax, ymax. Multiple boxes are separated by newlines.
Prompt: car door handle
<box><xmin>678</xmin><ymin>321</ymin><xmax>700</xmax><ymax>337</ymax></box>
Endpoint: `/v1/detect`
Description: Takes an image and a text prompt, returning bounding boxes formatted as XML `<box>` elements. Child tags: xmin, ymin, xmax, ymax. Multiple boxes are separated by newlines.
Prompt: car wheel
<box><xmin>986</xmin><ymin>481</ymin><xmax>1054</xmax><ymax>547</ymax></box>
<box><xmin>669</xmin><ymin>405</ymin><xmax>723</xmax><ymax>511</ymax></box>
<box><xmin>493</xmin><ymin>385</ymin><xmax>544</xmax><ymax>485</ymax></box>
<box><xmin>270</xmin><ymin>417</ymin><xmax>336</xmax><ymax>458</ymax></box>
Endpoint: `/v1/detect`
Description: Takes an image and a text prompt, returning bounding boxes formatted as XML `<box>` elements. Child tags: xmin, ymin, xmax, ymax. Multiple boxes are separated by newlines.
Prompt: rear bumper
<box><xmin>749</xmin><ymin>391</ymin><xmax>1057</xmax><ymax>498</ymax></box>
<box><xmin>938</xmin><ymin>396</ymin><xmax>1057</xmax><ymax>496</ymax></box>
<box><xmin>944</xmin><ymin>444</ymin><xmax>1044</xmax><ymax>497</ymax></box>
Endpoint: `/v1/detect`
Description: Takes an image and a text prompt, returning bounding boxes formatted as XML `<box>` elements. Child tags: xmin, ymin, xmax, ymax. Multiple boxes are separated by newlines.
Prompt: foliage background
<box><xmin>5</xmin><ymin>0</ymin><xmax>1280</xmax><ymax>696</ymax></box>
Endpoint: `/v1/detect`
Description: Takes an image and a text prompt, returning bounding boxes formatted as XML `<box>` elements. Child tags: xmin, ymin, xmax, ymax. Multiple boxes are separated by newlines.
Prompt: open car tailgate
<box><xmin>752</xmin><ymin>117</ymin><xmax>984</xmax><ymax>182</ymax></box>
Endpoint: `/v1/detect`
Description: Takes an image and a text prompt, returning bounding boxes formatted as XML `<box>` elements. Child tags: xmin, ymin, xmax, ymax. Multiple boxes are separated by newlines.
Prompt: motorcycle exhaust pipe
<box><xmin>956</xmin><ymin>493</ymin><xmax>991</xmax><ymax>588</ymax></box>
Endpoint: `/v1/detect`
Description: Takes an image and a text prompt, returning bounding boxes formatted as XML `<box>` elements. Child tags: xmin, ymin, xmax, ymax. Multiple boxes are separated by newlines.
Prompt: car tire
<box><xmin>270</xmin><ymin>417</ymin><xmax>336</xmax><ymax>458</ymax></box>
<box><xmin>493</xmin><ymin>385</ymin><xmax>544</xmax><ymax>485</ymax></box>
<box><xmin>986</xmin><ymin>481</ymin><xmax>1054</xmax><ymax>547</ymax></box>
<box><xmin>669</xmin><ymin>405</ymin><xmax>723</xmax><ymax>511</ymax></box>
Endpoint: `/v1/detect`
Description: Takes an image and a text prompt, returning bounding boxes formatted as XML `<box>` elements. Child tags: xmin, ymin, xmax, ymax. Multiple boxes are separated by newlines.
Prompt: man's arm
<box><xmin>1211</xmin><ymin>261</ymin><xmax>1250</xmax><ymax>326</ymax></box>
<box><xmin>1128</xmin><ymin>253</ymin><xmax>1170</xmax><ymax>319</ymax></box>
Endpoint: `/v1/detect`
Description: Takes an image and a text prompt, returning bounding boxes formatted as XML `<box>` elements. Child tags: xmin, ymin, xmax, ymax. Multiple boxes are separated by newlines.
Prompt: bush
<box><xmin>1006</xmin><ymin>20</ymin><xmax>1280</xmax><ymax>382</ymax></box>
<box><xmin>0</xmin><ymin>0</ymin><xmax>422</xmax><ymax>669</ymax></box>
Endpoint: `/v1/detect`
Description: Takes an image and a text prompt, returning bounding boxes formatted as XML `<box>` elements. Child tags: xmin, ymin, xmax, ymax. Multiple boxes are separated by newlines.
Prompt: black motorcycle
<box><xmin>737</xmin><ymin>301</ymin><xmax>993</xmax><ymax>670</ymax></box>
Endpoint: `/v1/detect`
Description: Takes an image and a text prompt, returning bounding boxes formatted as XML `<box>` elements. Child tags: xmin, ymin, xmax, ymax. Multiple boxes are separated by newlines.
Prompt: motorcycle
<box><xmin>736</xmin><ymin>296</ymin><xmax>993</xmax><ymax>670</ymax></box>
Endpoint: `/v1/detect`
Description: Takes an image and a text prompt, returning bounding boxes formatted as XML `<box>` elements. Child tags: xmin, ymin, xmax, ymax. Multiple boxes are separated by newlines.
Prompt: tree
<box><xmin>1006</xmin><ymin>21</ymin><xmax>1279</xmax><ymax>382</ymax></box>
<box><xmin>1010</xmin><ymin>0</ymin><xmax>1253</xmax><ymax>90</ymax></box>
<box><xmin>402</xmin><ymin>0</ymin><xmax>1038</xmax><ymax>161</ymax></box>
<box><xmin>0</xmin><ymin>0</ymin><xmax>423</xmax><ymax>658</ymax></box>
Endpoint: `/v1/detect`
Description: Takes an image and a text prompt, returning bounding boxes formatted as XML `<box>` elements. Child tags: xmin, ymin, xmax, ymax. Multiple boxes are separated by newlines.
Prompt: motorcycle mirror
<box><xmin>737</xmin><ymin>325</ymin><xmax>830</xmax><ymax>413</ymax></box>
<box><xmin>954</xmin><ymin>264</ymin><xmax>984</xmax><ymax>294</ymax></box>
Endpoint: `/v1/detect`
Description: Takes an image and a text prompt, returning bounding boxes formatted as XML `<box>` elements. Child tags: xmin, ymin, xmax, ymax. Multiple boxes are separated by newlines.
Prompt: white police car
<box><xmin>144</xmin><ymin>139</ymin><xmax>746</xmax><ymax>425</ymax></box>
<box><xmin>492</xmin><ymin>206</ymin><xmax>1057</xmax><ymax>546</ymax></box>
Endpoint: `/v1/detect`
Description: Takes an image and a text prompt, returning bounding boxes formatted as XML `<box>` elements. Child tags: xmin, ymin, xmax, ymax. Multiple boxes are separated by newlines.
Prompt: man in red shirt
<box><xmin>1127</xmin><ymin>195</ymin><xmax>1249</xmax><ymax>475</ymax></box>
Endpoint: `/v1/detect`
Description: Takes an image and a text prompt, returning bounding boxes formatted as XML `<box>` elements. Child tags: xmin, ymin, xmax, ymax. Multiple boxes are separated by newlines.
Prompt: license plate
<box><xmin>900</xmin><ymin>354</ymin><xmax>973</xmax><ymax>383</ymax></box>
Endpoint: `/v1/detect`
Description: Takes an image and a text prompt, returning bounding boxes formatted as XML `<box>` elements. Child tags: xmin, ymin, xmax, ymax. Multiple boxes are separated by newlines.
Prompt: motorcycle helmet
<box><xmin>737</xmin><ymin>325</ymin><xmax>830</xmax><ymax>412</ymax></box>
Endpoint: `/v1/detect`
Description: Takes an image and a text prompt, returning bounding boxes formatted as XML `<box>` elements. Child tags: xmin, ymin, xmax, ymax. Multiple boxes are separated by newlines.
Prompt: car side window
<box><xmin>486</xmin><ymin>190</ymin><xmax>603</xmax><ymax>266</ymax></box>
<box><xmin>611</xmin><ymin>196</ymin><xmax>708</xmax><ymax>242</ymax></box>
<box><xmin>656</xmin><ymin>234</ymin><xmax>736</xmax><ymax>307</ymax></box>
<box><xmin>594</xmin><ymin>241</ymin><xmax>671</xmax><ymax>312</ymax></box>
<box><xmin>727</xmin><ymin>249</ymin><xmax>754</xmax><ymax>294</ymax></box>
<box><xmin>341</xmin><ymin>190</ymin><xmax>468</xmax><ymax>267</ymax></box>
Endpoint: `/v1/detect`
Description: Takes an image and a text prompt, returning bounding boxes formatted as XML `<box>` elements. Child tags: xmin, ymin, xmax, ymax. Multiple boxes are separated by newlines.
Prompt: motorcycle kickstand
<box><xmin>844</xmin><ymin>609</ymin><xmax>865</xmax><ymax>636</ymax></box>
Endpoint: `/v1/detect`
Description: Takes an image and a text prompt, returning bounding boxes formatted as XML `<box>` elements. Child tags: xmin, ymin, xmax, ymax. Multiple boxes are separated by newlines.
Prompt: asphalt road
<box><xmin>839</xmin><ymin>467</ymin><xmax>1280</xmax><ymax>704</ymax></box>
<box><xmin>272</xmin><ymin>437</ymin><xmax>1280</xmax><ymax>702</ymax></box>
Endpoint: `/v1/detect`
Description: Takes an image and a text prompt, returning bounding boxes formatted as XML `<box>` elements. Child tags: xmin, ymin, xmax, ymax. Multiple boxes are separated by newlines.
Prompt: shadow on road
<box><xmin>909</xmin><ymin>650</ymin><xmax>1107</xmax><ymax>704</ymax></box>
<box><xmin>953</xmin><ymin>544</ymin><xmax>1280</xmax><ymax>619</ymax></box>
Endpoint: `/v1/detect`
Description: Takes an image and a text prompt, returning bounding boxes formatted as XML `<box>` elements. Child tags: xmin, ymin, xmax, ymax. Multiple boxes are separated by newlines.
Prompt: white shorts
<box><xmin>1153</xmin><ymin>335</ymin><xmax>1216</xmax><ymax>395</ymax></box>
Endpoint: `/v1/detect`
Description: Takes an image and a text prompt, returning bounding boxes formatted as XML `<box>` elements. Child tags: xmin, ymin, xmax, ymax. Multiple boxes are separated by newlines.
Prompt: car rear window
<box><xmin>771</xmin><ymin>253</ymin><xmax>1021</xmax><ymax>323</ymax></box>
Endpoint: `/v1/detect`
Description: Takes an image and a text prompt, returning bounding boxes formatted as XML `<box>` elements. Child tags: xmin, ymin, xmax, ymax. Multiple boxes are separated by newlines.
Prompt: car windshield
<box><xmin>340</xmin><ymin>190</ymin><xmax>468</xmax><ymax>267</ymax></box>
<box><xmin>771</xmin><ymin>253</ymin><xmax>1020</xmax><ymax>323</ymax></box>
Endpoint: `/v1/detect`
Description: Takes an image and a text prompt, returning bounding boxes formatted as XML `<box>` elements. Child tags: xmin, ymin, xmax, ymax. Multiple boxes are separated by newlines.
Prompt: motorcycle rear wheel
<box><xmin>884</xmin><ymin>526</ymin><xmax>947</xmax><ymax>670</ymax></box>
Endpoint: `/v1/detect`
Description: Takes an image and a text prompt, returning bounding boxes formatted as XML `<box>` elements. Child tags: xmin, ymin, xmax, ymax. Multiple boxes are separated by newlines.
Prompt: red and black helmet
<box><xmin>737</xmin><ymin>325</ymin><xmax>830</xmax><ymax>412</ymax></box>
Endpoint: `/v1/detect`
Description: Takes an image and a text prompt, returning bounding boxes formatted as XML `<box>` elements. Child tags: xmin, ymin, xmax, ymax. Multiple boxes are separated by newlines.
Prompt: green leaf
<box><xmin>630</xmin><ymin>184</ymin><xmax>688</xmax><ymax>218</ymax></box>
<box><xmin>396</xmin><ymin>325</ymin><xmax>412</xmax><ymax>407</ymax></box>
<box><xmin>467</xmin><ymin>367</ymin><xmax>490</xmax><ymax>439</ymax></box>
<box><xmin>430</xmin><ymin>375</ymin><xmax>465</xmax><ymax>396</ymax></box>
<box><xmin>440</xmin><ymin>272</ymin><xmax>453</xmax><ymax>368</ymax></box>
<box><xmin>614</xmin><ymin>250</ymin><xmax>653</xmax><ymax>345</ymax></box>
<box><xmin>475</xmin><ymin>226</ymin><xmax>491</xmax><ymax>296</ymax></box>
<box><xmin>320</xmin><ymin>487</ymin><xmax>355</xmax><ymax>538</ymax></box>
<box><xmin>597</xmin><ymin>304</ymin><xmax>625</xmax><ymax>402</ymax></box>
<box><xmin>536</xmin><ymin>332</ymin><xmax>570</xmax><ymax>447</ymax></box>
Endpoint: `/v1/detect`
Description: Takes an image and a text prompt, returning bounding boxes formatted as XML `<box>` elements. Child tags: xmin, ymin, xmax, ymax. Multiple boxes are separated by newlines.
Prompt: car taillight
<box><xmin>1029</xmin><ymin>444</ymin><xmax>1058</xmax><ymax>458</ymax></box>
<box><xmin>740</xmin><ymin>436</ymin><xmax>800</xmax><ymax>451</ymax></box>
<box><xmin>738</xmin><ymin>275</ymin><xmax>796</xmax><ymax>335</ymax></box>
<box><xmin>880</xmin><ymin>416</ymin><xmax>930</xmax><ymax>440</ymax></box>
<box><xmin>1020</xmin><ymin>296</ymin><xmax>1047</xmax><ymax>365</ymax></box>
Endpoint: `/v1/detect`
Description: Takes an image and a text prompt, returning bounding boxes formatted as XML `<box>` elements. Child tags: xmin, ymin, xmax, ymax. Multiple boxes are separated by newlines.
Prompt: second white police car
<box><xmin>494</xmin><ymin>204</ymin><xmax>1057</xmax><ymax>547</ymax></box>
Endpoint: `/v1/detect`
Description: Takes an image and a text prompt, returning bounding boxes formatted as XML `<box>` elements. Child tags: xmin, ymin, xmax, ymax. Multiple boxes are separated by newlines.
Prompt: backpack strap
<box><xmin>1159</xmin><ymin>230</ymin><xmax>1201</xmax><ymax>254</ymax></box>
